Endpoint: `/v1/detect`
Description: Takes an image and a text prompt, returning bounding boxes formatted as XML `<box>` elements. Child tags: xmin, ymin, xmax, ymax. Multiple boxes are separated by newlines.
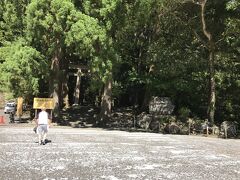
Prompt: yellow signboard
<box><xmin>16</xmin><ymin>97</ymin><xmax>23</xmax><ymax>116</ymax></box>
<box><xmin>33</xmin><ymin>98</ymin><xmax>54</xmax><ymax>109</ymax></box>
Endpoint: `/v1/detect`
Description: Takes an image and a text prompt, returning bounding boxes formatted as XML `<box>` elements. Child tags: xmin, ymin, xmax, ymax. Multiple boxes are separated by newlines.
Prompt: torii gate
<box><xmin>68</xmin><ymin>64</ymin><xmax>89</xmax><ymax>105</ymax></box>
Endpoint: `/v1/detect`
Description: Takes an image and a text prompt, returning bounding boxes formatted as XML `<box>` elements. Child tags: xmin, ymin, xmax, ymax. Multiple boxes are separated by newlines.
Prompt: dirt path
<box><xmin>0</xmin><ymin>125</ymin><xmax>240</xmax><ymax>180</ymax></box>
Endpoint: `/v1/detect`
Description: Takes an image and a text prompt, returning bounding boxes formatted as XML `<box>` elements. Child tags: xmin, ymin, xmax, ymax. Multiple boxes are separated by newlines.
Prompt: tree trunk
<box><xmin>49</xmin><ymin>42</ymin><xmax>62</xmax><ymax>119</ymax></box>
<box><xmin>141</xmin><ymin>64</ymin><xmax>155</xmax><ymax>111</ymax></box>
<box><xmin>60</xmin><ymin>54</ymin><xmax>69</xmax><ymax>109</ymax></box>
<box><xmin>74</xmin><ymin>69</ymin><xmax>82</xmax><ymax>105</ymax></box>
<box><xmin>98</xmin><ymin>74</ymin><xmax>112</xmax><ymax>126</ymax></box>
<box><xmin>62</xmin><ymin>69</ymin><xmax>69</xmax><ymax>109</ymax></box>
<box><xmin>49</xmin><ymin>56</ymin><xmax>60</xmax><ymax>119</ymax></box>
<box><xmin>199</xmin><ymin>0</ymin><xmax>216</xmax><ymax>124</ymax></box>
<box><xmin>208</xmin><ymin>48</ymin><xmax>215</xmax><ymax>124</ymax></box>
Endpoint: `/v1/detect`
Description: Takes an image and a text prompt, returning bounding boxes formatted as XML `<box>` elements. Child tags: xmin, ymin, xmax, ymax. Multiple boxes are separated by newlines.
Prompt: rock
<box><xmin>220</xmin><ymin>121</ymin><xmax>238</xmax><ymax>138</ymax></box>
<box><xmin>137</xmin><ymin>112</ymin><xmax>152</xmax><ymax>130</ymax></box>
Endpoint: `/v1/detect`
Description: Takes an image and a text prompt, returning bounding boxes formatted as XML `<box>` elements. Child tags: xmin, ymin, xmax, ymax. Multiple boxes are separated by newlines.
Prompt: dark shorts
<box><xmin>37</xmin><ymin>124</ymin><xmax>48</xmax><ymax>134</ymax></box>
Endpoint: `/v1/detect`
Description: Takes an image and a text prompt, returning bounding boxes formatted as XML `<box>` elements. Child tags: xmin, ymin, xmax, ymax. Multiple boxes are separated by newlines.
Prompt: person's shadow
<box><xmin>35</xmin><ymin>139</ymin><xmax>52</xmax><ymax>145</ymax></box>
<box><xmin>45</xmin><ymin>139</ymin><xmax>52</xmax><ymax>144</ymax></box>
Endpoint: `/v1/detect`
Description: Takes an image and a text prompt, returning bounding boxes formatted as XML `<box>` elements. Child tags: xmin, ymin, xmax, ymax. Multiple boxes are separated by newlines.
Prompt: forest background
<box><xmin>0</xmin><ymin>0</ymin><xmax>239</xmax><ymax>128</ymax></box>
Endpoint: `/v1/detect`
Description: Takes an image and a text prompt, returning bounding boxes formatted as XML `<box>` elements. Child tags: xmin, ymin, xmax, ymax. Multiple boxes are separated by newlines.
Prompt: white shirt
<box><xmin>38</xmin><ymin>110</ymin><xmax>49</xmax><ymax>125</ymax></box>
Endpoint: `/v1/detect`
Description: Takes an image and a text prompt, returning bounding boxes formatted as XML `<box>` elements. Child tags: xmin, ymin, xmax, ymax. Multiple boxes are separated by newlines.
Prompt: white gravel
<box><xmin>0</xmin><ymin>126</ymin><xmax>240</xmax><ymax>180</ymax></box>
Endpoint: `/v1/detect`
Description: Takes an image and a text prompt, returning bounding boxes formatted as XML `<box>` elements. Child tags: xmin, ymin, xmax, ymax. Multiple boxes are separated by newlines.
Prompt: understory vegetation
<box><xmin>0</xmin><ymin>0</ymin><xmax>239</xmax><ymax>134</ymax></box>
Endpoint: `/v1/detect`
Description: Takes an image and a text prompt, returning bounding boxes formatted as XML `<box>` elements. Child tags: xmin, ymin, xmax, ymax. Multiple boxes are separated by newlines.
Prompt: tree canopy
<box><xmin>0</xmin><ymin>0</ymin><xmax>239</xmax><ymax>125</ymax></box>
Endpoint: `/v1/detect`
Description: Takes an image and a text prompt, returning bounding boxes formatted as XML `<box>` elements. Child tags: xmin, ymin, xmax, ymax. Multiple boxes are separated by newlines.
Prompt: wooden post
<box><xmin>188</xmin><ymin>121</ymin><xmax>191</xmax><ymax>135</ymax></box>
<box><xmin>206</xmin><ymin>125</ymin><xmax>209</xmax><ymax>136</ymax></box>
<box><xmin>188</xmin><ymin>118</ymin><xmax>193</xmax><ymax>135</ymax></box>
<box><xmin>35</xmin><ymin>109</ymin><xmax>38</xmax><ymax>119</ymax></box>
<box><xmin>74</xmin><ymin>69</ymin><xmax>82</xmax><ymax>105</ymax></box>
<box><xmin>16</xmin><ymin>97</ymin><xmax>23</xmax><ymax>121</ymax></box>
<box><xmin>224</xmin><ymin>127</ymin><xmax>227</xmax><ymax>139</ymax></box>
<box><xmin>50</xmin><ymin>110</ymin><xmax>53</xmax><ymax>119</ymax></box>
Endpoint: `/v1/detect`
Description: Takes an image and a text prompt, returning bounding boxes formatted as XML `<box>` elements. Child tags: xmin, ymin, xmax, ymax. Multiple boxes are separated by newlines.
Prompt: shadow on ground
<box><xmin>58</xmin><ymin>105</ymin><xmax>99</xmax><ymax>127</ymax></box>
<box><xmin>57</xmin><ymin>105</ymin><xmax>137</xmax><ymax>131</ymax></box>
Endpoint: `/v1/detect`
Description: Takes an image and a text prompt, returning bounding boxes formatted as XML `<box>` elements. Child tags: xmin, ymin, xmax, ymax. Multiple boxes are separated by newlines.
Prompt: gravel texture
<box><xmin>0</xmin><ymin>124</ymin><xmax>240</xmax><ymax>180</ymax></box>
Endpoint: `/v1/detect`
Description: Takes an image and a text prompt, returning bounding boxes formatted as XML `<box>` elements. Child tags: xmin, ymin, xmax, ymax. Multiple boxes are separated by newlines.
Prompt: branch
<box><xmin>192</xmin><ymin>29</ymin><xmax>208</xmax><ymax>48</ymax></box>
<box><xmin>200</xmin><ymin>0</ymin><xmax>212</xmax><ymax>42</ymax></box>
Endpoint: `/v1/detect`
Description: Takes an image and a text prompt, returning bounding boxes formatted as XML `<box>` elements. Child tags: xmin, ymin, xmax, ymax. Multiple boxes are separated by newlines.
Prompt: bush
<box><xmin>177</xmin><ymin>107</ymin><xmax>191</xmax><ymax>122</ymax></box>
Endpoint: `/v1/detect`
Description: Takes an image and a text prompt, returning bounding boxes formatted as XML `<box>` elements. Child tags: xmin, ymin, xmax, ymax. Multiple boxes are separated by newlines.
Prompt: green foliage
<box><xmin>0</xmin><ymin>0</ymin><xmax>29</xmax><ymax>45</ymax></box>
<box><xmin>65</xmin><ymin>12</ymin><xmax>107</xmax><ymax>58</ymax></box>
<box><xmin>178</xmin><ymin>107</ymin><xmax>191</xmax><ymax>122</ymax></box>
<box><xmin>0</xmin><ymin>0</ymin><xmax>239</xmax><ymax>123</ymax></box>
<box><xmin>25</xmin><ymin>0</ymin><xmax>76</xmax><ymax>55</ymax></box>
<box><xmin>226</xmin><ymin>0</ymin><xmax>240</xmax><ymax>10</ymax></box>
<box><xmin>0</xmin><ymin>39</ymin><xmax>48</xmax><ymax>97</ymax></box>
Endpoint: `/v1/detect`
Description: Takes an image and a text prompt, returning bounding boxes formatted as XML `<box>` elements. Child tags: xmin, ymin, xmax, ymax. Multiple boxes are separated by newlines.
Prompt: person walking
<box><xmin>36</xmin><ymin>108</ymin><xmax>51</xmax><ymax>145</ymax></box>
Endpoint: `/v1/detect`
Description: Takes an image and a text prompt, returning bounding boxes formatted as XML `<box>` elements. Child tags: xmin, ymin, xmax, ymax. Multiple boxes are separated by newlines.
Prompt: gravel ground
<box><xmin>0</xmin><ymin>124</ymin><xmax>240</xmax><ymax>180</ymax></box>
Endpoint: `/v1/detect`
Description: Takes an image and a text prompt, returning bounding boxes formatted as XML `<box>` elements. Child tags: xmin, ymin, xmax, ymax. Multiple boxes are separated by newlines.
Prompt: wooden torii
<box><xmin>68</xmin><ymin>64</ymin><xmax>89</xmax><ymax>105</ymax></box>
